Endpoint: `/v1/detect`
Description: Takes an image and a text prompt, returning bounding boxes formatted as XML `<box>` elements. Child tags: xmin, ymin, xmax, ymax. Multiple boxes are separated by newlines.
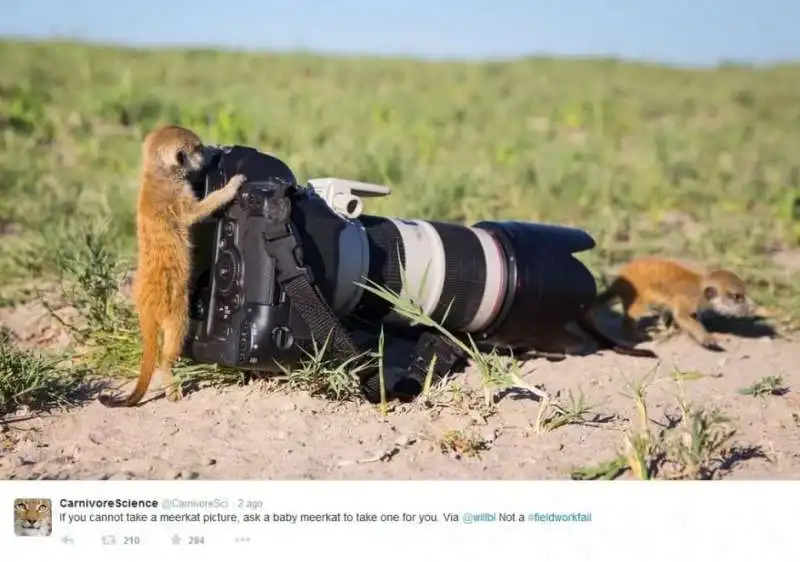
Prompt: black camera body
<box><xmin>184</xmin><ymin>144</ymin><xmax>604</xmax><ymax>398</ymax></box>
<box><xmin>185</xmin><ymin>146</ymin><xmax>316</xmax><ymax>370</ymax></box>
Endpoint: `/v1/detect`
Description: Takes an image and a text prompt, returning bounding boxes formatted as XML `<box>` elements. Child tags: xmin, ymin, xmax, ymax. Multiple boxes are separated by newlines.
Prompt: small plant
<box><xmin>667</xmin><ymin>401</ymin><xmax>737</xmax><ymax>479</ymax></box>
<box><xmin>276</xmin><ymin>331</ymin><xmax>374</xmax><ymax>402</ymax></box>
<box><xmin>619</xmin><ymin>369</ymin><xmax>664</xmax><ymax>479</ymax></box>
<box><xmin>623</xmin><ymin>431</ymin><xmax>658</xmax><ymax>480</ymax></box>
<box><xmin>535</xmin><ymin>389</ymin><xmax>606</xmax><ymax>433</ymax></box>
<box><xmin>670</xmin><ymin>367</ymin><xmax>720</xmax><ymax>383</ymax></box>
<box><xmin>577</xmin><ymin>367</ymin><xmax>663</xmax><ymax>479</ymax></box>
<box><xmin>419</xmin><ymin>380</ymin><xmax>493</xmax><ymax>423</ymax></box>
<box><xmin>46</xmin><ymin>222</ymin><xmax>139</xmax><ymax>372</ymax></box>
<box><xmin>376</xmin><ymin>326</ymin><xmax>389</xmax><ymax>415</ymax></box>
<box><xmin>573</xmin><ymin>368</ymin><xmax>752</xmax><ymax>480</ymax></box>
<box><xmin>437</xmin><ymin>429</ymin><xmax>490</xmax><ymax>459</ymax></box>
<box><xmin>737</xmin><ymin>376</ymin><xmax>789</xmax><ymax>398</ymax></box>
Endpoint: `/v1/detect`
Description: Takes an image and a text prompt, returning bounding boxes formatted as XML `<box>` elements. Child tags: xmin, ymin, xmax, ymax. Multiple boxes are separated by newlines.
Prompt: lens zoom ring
<box><xmin>357</xmin><ymin>216</ymin><xmax>405</xmax><ymax>320</ymax></box>
<box><xmin>428</xmin><ymin>221</ymin><xmax>486</xmax><ymax>330</ymax></box>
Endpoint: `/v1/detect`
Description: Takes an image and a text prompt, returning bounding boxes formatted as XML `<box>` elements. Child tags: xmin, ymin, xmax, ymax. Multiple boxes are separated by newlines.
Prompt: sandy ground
<box><xmin>1</xmin><ymin>298</ymin><xmax>798</xmax><ymax>480</ymax></box>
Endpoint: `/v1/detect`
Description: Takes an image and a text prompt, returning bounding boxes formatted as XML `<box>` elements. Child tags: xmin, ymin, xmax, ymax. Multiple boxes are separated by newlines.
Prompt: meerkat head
<box><xmin>701</xmin><ymin>270</ymin><xmax>755</xmax><ymax>317</ymax></box>
<box><xmin>142</xmin><ymin>125</ymin><xmax>209</xmax><ymax>183</ymax></box>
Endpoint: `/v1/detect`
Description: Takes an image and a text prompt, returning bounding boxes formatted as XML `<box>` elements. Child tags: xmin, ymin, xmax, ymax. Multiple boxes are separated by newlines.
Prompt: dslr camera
<box><xmin>184</xmin><ymin>144</ymin><xmax>601</xmax><ymax>401</ymax></box>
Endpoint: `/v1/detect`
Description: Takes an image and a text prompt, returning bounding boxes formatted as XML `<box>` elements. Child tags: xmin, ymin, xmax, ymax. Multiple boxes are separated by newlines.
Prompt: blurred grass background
<box><xmin>1</xmin><ymin>38</ymin><xmax>800</xmax><ymax>325</ymax></box>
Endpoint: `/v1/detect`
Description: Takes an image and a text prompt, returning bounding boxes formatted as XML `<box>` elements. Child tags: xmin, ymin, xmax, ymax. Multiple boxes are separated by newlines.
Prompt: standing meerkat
<box><xmin>593</xmin><ymin>257</ymin><xmax>757</xmax><ymax>351</ymax></box>
<box><xmin>98</xmin><ymin>125</ymin><xmax>247</xmax><ymax>407</ymax></box>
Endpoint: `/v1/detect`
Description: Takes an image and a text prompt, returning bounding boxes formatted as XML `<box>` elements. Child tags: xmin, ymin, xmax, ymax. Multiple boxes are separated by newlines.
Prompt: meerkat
<box><xmin>593</xmin><ymin>257</ymin><xmax>756</xmax><ymax>351</ymax></box>
<box><xmin>98</xmin><ymin>125</ymin><xmax>247</xmax><ymax>408</ymax></box>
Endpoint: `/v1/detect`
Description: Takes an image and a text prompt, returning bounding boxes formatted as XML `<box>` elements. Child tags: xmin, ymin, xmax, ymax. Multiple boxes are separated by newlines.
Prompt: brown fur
<box><xmin>594</xmin><ymin>257</ymin><xmax>756</xmax><ymax>351</ymax></box>
<box><xmin>98</xmin><ymin>125</ymin><xmax>247</xmax><ymax>407</ymax></box>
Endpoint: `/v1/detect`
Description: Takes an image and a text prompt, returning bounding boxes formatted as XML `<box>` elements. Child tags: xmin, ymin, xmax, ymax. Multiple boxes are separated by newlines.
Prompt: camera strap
<box><xmin>259</xmin><ymin>179</ymin><xmax>362</xmax><ymax>360</ymax></box>
<box><xmin>259</xmin><ymin>178</ymin><xmax>467</xmax><ymax>400</ymax></box>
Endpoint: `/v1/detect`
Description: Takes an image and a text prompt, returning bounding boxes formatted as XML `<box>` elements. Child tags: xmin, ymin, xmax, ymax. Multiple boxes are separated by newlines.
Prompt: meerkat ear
<box><xmin>703</xmin><ymin>286</ymin><xmax>718</xmax><ymax>300</ymax></box>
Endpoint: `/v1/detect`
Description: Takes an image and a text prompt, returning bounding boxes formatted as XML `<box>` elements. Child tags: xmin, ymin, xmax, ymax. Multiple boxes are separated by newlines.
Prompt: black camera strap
<box><xmin>259</xmin><ymin>178</ymin><xmax>467</xmax><ymax>400</ymax></box>
<box><xmin>259</xmin><ymin>180</ymin><xmax>361</xmax><ymax>360</ymax></box>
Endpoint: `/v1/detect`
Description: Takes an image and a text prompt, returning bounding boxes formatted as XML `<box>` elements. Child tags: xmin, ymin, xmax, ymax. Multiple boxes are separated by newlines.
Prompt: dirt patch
<box><xmin>1</xmin><ymin>330</ymin><xmax>798</xmax><ymax>480</ymax></box>
<box><xmin>0</xmin><ymin>300</ymin><xmax>80</xmax><ymax>352</ymax></box>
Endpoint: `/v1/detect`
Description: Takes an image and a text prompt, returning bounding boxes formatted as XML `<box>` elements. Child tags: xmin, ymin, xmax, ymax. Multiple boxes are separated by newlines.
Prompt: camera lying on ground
<box><xmin>183</xmin><ymin>144</ymin><xmax>602</xmax><ymax>402</ymax></box>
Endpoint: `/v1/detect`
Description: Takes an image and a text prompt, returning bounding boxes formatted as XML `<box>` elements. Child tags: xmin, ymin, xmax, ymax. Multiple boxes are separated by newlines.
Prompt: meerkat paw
<box><xmin>701</xmin><ymin>335</ymin><xmax>725</xmax><ymax>352</ymax></box>
<box><xmin>229</xmin><ymin>174</ymin><xmax>248</xmax><ymax>190</ymax></box>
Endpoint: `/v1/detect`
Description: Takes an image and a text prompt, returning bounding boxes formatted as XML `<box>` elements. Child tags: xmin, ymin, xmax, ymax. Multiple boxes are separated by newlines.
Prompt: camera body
<box><xmin>185</xmin><ymin>146</ymin><xmax>316</xmax><ymax>370</ymax></box>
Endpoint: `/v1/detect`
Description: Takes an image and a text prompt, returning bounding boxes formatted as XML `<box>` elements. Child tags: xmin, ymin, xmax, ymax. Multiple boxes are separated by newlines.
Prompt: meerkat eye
<box><xmin>730</xmin><ymin>293</ymin><xmax>744</xmax><ymax>303</ymax></box>
<box><xmin>176</xmin><ymin>150</ymin><xmax>187</xmax><ymax>167</ymax></box>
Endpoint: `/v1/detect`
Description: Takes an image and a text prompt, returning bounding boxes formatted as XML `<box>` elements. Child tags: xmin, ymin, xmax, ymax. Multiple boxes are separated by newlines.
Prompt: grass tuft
<box><xmin>737</xmin><ymin>375</ymin><xmax>789</xmax><ymax>398</ymax></box>
<box><xmin>276</xmin><ymin>331</ymin><xmax>375</xmax><ymax>402</ymax></box>
<box><xmin>0</xmin><ymin>329</ymin><xmax>88</xmax><ymax>417</ymax></box>
<box><xmin>570</xmin><ymin>367</ymin><xmax>757</xmax><ymax>480</ymax></box>
<box><xmin>535</xmin><ymin>389</ymin><xmax>607</xmax><ymax>433</ymax></box>
<box><xmin>437</xmin><ymin>429</ymin><xmax>491</xmax><ymax>459</ymax></box>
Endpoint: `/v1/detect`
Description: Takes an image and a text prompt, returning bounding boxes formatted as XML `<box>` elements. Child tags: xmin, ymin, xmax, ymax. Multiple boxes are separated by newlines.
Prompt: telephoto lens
<box><xmin>292</xmin><ymin>187</ymin><xmax>599</xmax><ymax>351</ymax></box>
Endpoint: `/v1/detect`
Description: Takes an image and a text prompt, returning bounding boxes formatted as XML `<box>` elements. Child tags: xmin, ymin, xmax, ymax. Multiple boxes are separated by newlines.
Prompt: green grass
<box><xmin>1</xmin><ymin>38</ymin><xmax>800</xmax><ymax>418</ymax></box>
<box><xmin>737</xmin><ymin>375</ymin><xmax>789</xmax><ymax>397</ymax></box>
<box><xmin>275</xmin><ymin>332</ymin><xmax>376</xmax><ymax>402</ymax></box>
<box><xmin>571</xmin><ymin>368</ymin><xmax>759</xmax><ymax>480</ymax></box>
<box><xmin>0</xmin><ymin>328</ymin><xmax>88</xmax><ymax>417</ymax></box>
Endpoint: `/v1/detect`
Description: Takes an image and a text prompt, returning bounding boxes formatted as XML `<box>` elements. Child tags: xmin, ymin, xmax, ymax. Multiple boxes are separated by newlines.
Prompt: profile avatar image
<box><xmin>14</xmin><ymin>498</ymin><xmax>52</xmax><ymax>537</ymax></box>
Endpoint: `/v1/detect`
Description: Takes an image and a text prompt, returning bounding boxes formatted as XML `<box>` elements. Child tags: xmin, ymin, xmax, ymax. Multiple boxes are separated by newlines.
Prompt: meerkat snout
<box><xmin>702</xmin><ymin>271</ymin><xmax>754</xmax><ymax>318</ymax></box>
<box><xmin>703</xmin><ymin>286</ymin><xmax>750</xmax><ymax>317</ymax></box>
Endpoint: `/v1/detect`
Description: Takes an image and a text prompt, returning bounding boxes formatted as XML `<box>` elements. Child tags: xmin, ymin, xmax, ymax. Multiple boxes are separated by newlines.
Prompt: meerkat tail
<box><xmin>98</xmin><ymin>317</ymin><xmax>161</xmax><ymax>408</ymax></box>
<box><xmin>576</xmin><ymin>315</ymin><xmax>658</xmax><ymax>359</ymax></box>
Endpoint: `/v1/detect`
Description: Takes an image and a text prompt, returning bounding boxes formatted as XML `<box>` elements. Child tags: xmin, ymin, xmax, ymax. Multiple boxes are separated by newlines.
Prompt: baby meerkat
<box><xmin>98</xmin><ymin>125</ymin><xmax>247</xmax><ymax>408</ymax></box>
<box><xmin>594</xmin><ymin>257</ymin><xmax>756</xmax><ymax>351</ymax></box>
